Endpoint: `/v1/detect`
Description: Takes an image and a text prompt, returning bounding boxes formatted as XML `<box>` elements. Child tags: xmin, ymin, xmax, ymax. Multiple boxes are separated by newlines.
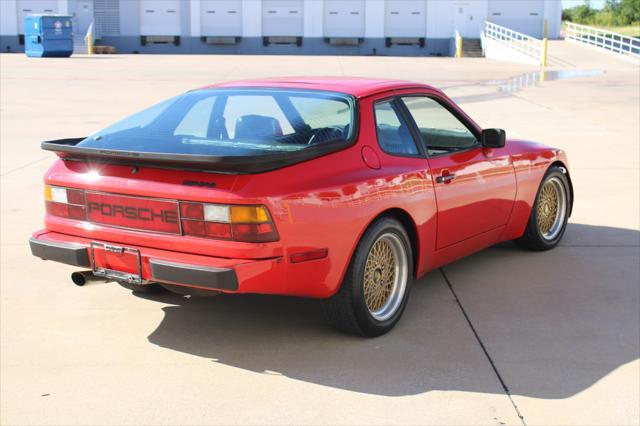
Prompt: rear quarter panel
<box><xmin>229</xmin><ymin>95</ymin><xmax>437</xmax><ymax>297</ymax></box>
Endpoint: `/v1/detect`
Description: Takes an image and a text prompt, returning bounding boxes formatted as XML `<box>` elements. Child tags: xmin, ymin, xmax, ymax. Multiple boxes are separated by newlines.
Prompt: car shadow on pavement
<box><xmin>139</xmin><ymin>223</ymin><xmax>639</xmax><ymax>397</ymax></box>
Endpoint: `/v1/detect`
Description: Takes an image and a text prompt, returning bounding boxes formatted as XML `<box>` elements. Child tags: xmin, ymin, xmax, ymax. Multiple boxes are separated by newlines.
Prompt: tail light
<box><xmin>44</xmin><ymin>184</ymin><xmax>278</xmax><ymax>243</ymax></box>
<box><xmin>44</xmin><ymin>185</ymin><xmax>86</xmax><ymax>220</ymax></box>
<box><xmin>180</xmin><ymin>203</ymin><xmax>279</xmax><ymax>243</ymax></box>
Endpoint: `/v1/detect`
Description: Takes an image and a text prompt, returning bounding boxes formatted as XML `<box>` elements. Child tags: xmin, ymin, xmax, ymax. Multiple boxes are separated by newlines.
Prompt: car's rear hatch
<box><xmin>42</xmin><ymin>158</ymin><xmax>284</xmax><ymax>260</ymax></box>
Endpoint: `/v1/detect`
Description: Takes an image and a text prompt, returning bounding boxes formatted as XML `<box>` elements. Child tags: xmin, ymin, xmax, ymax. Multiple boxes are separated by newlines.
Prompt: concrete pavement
<box><xmin>1</xmin><ymin>42</ymin><xmax>638</xmax><ymax>425</ymax></box>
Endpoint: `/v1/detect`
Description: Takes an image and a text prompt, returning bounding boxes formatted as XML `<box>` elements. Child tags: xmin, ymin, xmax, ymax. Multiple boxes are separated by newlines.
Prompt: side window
<box><xmin>373</xmin><ymin>100</ymin><xmax>419</xmax><ymax>156</ymax></box>
<box><xmin>401</xmin><ymin>96</ymin><xmax>478</xmax><ymax>155</ymax></box>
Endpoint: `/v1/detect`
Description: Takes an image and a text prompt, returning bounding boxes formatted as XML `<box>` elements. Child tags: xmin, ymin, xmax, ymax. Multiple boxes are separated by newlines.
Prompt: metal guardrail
<box><xmin>565</xmin><ymin>22</ymin><xmax>639</xmax><ymax>58</ymax></box>
<box><xmin>482</xmin><ymin>21</ymin><xmax>545</xmax><ymax>65</ymax></box>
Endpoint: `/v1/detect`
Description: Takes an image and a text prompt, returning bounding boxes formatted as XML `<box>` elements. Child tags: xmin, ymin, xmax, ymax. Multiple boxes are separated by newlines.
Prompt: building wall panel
<box><xmin>17</xmin><ymin>0</ymin><xmax>58</xmax><ymax>33</ymax></box>
<box><xmin>488</xmin><ymin>0</ymin><xmax>544</xmax><ymax>38</ymax></box>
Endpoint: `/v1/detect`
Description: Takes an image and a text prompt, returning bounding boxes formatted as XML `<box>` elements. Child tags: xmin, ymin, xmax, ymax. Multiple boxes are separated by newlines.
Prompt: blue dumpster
<box><xmin>24</xmin><ymin>15</ymin><xmax>73</xmax><ymax>57</ymax></box>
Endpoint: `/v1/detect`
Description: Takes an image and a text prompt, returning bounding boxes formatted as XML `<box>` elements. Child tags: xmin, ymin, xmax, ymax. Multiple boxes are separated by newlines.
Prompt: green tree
<box><xmin>563</xmin><ymin>0</ymin><xmax>640</xmax><ymax>25</ymax></box>
<box><xmin>618</xmin><ymin>0</ymin><xmax>640</xmax><ymax>24</ymax></box>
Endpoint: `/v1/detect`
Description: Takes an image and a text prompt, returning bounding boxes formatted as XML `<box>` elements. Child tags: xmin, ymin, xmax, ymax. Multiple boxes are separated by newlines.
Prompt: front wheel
<box><xmin>516</xmin><ymin>166</ymin><xmax>571</xmax><ymax>251</ymax></box>
<box><xmin>322</xmin><ymin>217</ymin><xmax>413</xmax><ymax>337</ymax></box>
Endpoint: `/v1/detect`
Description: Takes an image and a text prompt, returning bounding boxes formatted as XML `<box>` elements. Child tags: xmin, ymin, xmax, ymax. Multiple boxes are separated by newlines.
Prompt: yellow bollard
<box><xmin>456</xmin><ymin>36</ymin><xmax>462</xmax><ymax>58</ymax></box>
<box><xmin>541</xmin><ymin>20</ymin><xmax>548</xmax><ymax>67</ymax></box>
<box><xmin>87</xmin><ymin>32</ymin><xmax>93</xmax><ymax>55</ymax></box>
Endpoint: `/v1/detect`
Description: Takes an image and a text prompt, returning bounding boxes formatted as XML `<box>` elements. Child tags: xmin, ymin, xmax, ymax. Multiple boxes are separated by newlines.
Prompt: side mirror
<box><xmin>481</xmin><ymin>128</ymin><xmax>506</xmax><ymax>148</ymax></box>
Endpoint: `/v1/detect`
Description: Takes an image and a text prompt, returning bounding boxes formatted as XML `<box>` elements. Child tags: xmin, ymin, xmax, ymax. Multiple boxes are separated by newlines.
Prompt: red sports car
<box><xmin>30</xmin><ymin>77</ymin><xmax>573</xmax><ymax>336</ymax></box>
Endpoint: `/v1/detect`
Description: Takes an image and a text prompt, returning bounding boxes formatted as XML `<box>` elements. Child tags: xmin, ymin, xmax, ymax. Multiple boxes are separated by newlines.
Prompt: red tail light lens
<box><xmin>45</xmin><ymin>185</ymin><xmax>86</xmax><ymax>220</ymax></box>
<box><xmin>180</xmin><ymin>202</ymin><xmax>204</xmax><ymax>220</ymax></box>
<box><xmin>206</xmin><ymin>222</ymin><xmax>233</xmax><ymax>239</ymax></box>
<box><xmin>232</xmin><ymin>223</ymin><xmax>278</xmax><ymax>243</ymax></box>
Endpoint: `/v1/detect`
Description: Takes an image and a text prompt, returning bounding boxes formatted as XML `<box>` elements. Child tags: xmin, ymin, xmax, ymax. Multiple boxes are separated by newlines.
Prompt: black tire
<box><xmin>322</xmin><ymin>216</ymin><xmax>414</xmax><ymax>337</ymax></box>
<box><xmin>117</xmin><ymin>281</ymin><xmax>168</xmax><ymax>294</ymax></box>
<box><xmin>515</xmin><ymin>166</ymin><xmax>571</xmax><ymax>251</ymax></box>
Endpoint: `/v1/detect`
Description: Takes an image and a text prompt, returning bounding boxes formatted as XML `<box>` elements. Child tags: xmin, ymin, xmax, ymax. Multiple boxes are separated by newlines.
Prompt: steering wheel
<box><xmin>307</xmin><ymin>126</ymin><xmax>344</xmax><ymax>145</ymax></box>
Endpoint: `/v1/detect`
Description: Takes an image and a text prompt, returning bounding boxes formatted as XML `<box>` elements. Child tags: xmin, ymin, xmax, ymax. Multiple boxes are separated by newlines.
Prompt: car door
<box><xmin>399</xmin><ymin>95</ymin><xmax>516</xmax><ymax>249</ymax></box>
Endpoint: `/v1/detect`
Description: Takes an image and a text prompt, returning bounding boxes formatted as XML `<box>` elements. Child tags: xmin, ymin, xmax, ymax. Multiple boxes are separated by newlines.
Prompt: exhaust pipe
<box><xmin>71</xmin><ymin>271</ymin><xmax>112</xmax><ymax>286</ymax></box>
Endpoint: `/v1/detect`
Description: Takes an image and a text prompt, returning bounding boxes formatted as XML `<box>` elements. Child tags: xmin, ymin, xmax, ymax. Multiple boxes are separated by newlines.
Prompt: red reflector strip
<box><xmin>290</xmin><ymin>249</ymin><xmax>329</xmax><ymax>264</ymax></box>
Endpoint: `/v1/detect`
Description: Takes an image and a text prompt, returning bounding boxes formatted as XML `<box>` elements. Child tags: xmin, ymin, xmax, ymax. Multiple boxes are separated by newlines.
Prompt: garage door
<box><xmin>17</xmin><ymin>0</ymin><xmax>57</xmax><ymax>34</ymax></box>
<box><xmin>384</xmin><ymin>0</ymin><xmax>426</xmax><ymax>38</ymax></box>
<box><xmin>201</xmin><ymin>0</ymin><xmax>242</xmax><ymax>37</ymax></box>
<box><xmin>140</xmin><ymin>0</ymin><xmax>181</xmax><ymax>36</ymax></box>
<box><xmin>488</xmin><ymin>0</ymin><xmax>544</xmax><ymax>38</ymax></box>
<box><xmin>262</xmin><ymin>0</ymin><xmax>303</xmax><ymax>37</ymax></box>
<box><xmin>323</xmin><ymin>0</ymin><xmax>365</xmax><ymax>38</ymax></box>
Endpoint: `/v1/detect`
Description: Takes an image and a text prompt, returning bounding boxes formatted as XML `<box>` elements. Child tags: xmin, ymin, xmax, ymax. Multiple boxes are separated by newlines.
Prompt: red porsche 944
<box><xmin>30</xmin><ymin>78</ymin><xmax>573</xmax><ymax>336</ymax></box>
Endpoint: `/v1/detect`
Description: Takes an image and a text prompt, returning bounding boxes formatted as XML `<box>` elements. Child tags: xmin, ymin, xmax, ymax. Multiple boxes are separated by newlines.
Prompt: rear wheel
<box><xmin>516</xmin><ymin>166</ymin><xmax>570</xmax><ymax>251</ymax></box>
<box><xmin>117</xmin><ymin>281</ymin><xmax>167</xmax><ymax>294</ymax></box>
<box><xmin>322</xmin><ymin>217</ymin><xmax>413</xmax><ymax>337</ymax></box>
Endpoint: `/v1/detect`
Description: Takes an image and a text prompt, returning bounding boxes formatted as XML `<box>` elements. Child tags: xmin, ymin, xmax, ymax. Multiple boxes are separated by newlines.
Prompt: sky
<box><xmin>562</xmin><ymin>0</ymin><xmax>606</xmax><ymax>9</ymax></box>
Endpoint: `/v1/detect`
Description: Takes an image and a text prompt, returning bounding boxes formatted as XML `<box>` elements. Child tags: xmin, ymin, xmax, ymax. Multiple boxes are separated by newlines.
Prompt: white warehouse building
<box><xmin>0</xmin><ymin>0</ymin><xmax>562</xmax><ymax>56</ymax></box>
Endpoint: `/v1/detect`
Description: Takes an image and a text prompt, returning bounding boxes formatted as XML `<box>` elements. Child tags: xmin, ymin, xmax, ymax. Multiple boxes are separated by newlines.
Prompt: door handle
<box><xmin>436</xmin><ymin>174</ymin><xmax>456</xmax><ymax>184</ymax></box>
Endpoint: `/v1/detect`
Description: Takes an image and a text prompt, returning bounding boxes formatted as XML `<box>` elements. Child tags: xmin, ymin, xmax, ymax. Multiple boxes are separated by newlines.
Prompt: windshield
<box><xmin>78</xmin><ymin>89</ymin><xmax>356</xmax><ymax>156</ymax></box>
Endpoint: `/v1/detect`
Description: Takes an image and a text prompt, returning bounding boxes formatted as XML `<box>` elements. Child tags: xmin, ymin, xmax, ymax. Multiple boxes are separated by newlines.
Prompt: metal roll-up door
<box><xmin>384</xmin><ymin>0</ymin><xmax>426</xmax><ymax>46</ymax></box>
<box><xmin>323</xmin><ymin>0</ymin><xmax>365</xmax><ymax>39</ymax></box>
<box><xmin>201</xmin><ymin>0</ymin><xmax>242</xmax><ymax>37</ymax></box>
<box><xmin>262</xmin><ymin>0</ymin><xmax>304</xmax><ymax>39</ymax></box>
<box><xmin>140</xmin><ymin>0</ymin><xmax>181</xmax><ymax>36</ymax></box>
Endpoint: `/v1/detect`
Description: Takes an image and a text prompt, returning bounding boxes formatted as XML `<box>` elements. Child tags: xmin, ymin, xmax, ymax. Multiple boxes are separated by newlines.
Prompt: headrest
<box><xmin>234</xmin><ymin>115</ymin><xmax>283</xmax><ymax>139</ymax></box>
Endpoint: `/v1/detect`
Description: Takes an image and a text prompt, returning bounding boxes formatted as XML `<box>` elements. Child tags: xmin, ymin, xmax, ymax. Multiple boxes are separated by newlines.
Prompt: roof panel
<box><xmin>198</xmin><ymin>77</ymin><xmax>435</xmax><ymax>97</ymax></box>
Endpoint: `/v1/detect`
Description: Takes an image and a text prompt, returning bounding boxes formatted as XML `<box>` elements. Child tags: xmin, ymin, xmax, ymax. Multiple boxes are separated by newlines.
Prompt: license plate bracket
<box><xmin>90</xmin><ymin>242</ymin><xmax>143</xmax><ymax>284</ymax></box>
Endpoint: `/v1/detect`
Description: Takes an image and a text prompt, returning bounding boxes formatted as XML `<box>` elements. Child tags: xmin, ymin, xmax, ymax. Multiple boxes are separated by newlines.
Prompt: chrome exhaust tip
<box><xmin>71</xmin><ymin>271</ymin><xmax>111</xmax><ymax>286</ymax></box>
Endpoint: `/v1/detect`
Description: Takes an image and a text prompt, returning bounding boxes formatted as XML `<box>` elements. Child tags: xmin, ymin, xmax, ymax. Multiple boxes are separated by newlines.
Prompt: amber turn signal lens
<box><xmin>230</xmin><ymin>206</ymin><xmax>271</xmax><ymax>223</ymax></box>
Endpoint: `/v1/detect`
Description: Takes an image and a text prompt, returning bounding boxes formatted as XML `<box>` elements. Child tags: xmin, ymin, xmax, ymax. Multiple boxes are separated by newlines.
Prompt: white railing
<box><xmin>565</xmin><ymin>22</ymin><xmax>639</xmax><ymax>58</ymax></box>
<box><xmin>482</xmin><ymin>21</ymin><xmax>544</xmax><ymax>65</ymax></box>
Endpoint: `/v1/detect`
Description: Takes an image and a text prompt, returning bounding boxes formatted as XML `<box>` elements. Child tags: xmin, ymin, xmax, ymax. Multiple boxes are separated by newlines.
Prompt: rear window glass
<box><xmin>78</xmin><ymin>89</ymin><xmax>356</xmax><ymax>156</ymax></box>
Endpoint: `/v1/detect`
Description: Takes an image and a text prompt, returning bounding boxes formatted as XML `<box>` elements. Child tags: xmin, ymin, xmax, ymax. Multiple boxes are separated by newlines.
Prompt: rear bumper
<box><xmin>29</xmin><ymin>231</ymin><xmax>284</xmax><ymax>293</ymax></box>
<box><xmin>149</xmin><ymin>259</ymin><xmax>238</xmax><ymax>291</ymax></box>
<box><xmin>29</xmin><ymin>237</ymin><xmax>90</xmax><ymax>267</ymax></box>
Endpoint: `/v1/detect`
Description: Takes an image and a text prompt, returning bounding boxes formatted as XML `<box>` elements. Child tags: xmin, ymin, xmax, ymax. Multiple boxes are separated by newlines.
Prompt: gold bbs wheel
<box><xmin>537</xmin><ymin>176</ymin><xmax>568</xmax><ymax>241</ymax></box>
<box><xmin>363</xmin><ymin>233</ymin><xmax>408</xmax><ymax>321</ymax></box>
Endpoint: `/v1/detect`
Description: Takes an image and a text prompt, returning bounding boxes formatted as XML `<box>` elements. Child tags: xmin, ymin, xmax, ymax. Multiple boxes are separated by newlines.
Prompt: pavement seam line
<box><xmin>0</xmin><ymin>155</ymin><xmax>51</xmax><ymax>177</ymax></box>
<box><xmin>440</xmin><ymin>267</ymin><xmax>527</xmax><ymax>426</ymax></box>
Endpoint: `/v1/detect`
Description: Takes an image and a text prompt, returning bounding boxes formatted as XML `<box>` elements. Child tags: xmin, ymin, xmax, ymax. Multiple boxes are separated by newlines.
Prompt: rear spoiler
<box><xmin>41</xmin><ymin>137</ymin><xmax>350</xmax><ymax>174</ymax></box>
